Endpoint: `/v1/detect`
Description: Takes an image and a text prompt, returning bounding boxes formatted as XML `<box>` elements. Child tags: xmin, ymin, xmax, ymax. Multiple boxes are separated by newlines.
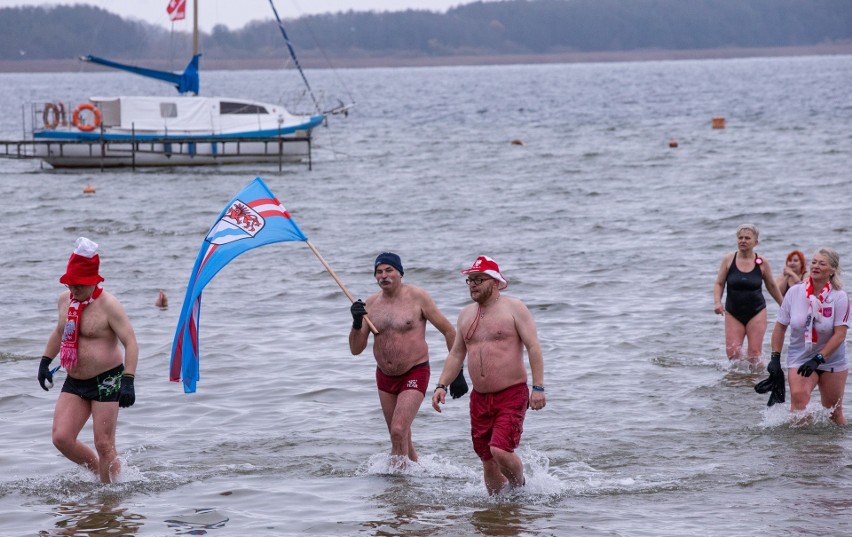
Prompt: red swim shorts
<box><xmin>375</xmin><ymin>361</ymin><xmax>430</xmax><ymax>396</ymax></box>
<box><xmin>470</xmin><ymin>382</ymin><xmax>529</xmax><ymax>461</ymax></box>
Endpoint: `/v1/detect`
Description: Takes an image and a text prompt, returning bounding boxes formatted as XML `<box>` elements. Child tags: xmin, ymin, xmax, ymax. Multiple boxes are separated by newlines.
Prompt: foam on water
<box><xmin>356</xmin><ymin>444</ymin><xmax>692</xmax><ymax>506</ymax></box>
<box><xmin>760</xmin><ymin>400</ymin><xmax>843</xmax><ymax>428</ymax></box>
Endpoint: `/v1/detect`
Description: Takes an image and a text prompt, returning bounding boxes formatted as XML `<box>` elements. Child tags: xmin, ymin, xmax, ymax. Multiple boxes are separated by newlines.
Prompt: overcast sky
<box><xmin>0</xmin><ymin>1</ymin><xmax>473</xmax><ymax>31</ymax></box>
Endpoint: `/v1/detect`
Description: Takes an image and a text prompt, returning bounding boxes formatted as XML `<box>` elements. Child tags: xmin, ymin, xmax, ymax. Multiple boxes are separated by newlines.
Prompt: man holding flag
<box><xmin>349</xmin><ymin>252</ymin><xmax>461</xmax><ymax>465</ymax></box>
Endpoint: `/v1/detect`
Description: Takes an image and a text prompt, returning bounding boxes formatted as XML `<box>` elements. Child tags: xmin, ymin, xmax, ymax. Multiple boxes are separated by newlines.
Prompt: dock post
<box><xmin>278</xmin><ymin>126</ymin><xmax>283</xmax><ymax>173</ymax></box>
<box><xmin>131</xmin><ymin>124</ymin><xmax>136</xmax><ymax>171</ymax></box>
<box><xmin>99</xmin><ymin>123</ymin><xmax>105</xmax><ymax>172</ymax></box>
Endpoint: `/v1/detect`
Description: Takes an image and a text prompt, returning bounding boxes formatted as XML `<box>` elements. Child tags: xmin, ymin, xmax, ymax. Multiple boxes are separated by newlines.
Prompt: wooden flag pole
<box><xmin>305</xmin><ymin>241</ymin><xmax>379</xmax><ymax>335</ymax></box>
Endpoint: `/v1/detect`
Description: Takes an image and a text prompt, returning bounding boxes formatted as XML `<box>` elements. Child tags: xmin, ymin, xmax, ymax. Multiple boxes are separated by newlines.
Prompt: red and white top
<box><xmin>777</xmin><ymin>283</ymin><xmax>850</xmax><ymax>371</ymax></box>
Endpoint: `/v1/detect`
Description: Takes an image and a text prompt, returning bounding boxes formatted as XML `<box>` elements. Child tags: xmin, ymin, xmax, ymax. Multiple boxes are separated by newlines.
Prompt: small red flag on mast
<box><xmin>166</xmin><ymin>0</ymin><xmax>187</xmax><ymax>22</ymax></box>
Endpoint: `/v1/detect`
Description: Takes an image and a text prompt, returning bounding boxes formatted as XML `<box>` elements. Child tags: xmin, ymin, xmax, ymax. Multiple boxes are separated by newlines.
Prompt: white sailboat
<box><xmin>29</xmin><ymin>0</ymin><xmax>336</xmax><ymax>168</ymax></box>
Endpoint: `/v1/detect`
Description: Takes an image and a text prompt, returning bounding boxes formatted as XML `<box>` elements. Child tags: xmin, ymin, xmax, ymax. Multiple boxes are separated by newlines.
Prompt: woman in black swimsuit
<box><xmin>713</xmin><ymin>224</ymin><xmax>784</xmax><ymax>363</ymax></box>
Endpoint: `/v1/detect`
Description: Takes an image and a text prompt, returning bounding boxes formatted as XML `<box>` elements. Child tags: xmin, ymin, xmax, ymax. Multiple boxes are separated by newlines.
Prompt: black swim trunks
<box><xmin>61</xmin><ymin>364</ymin><xmax>125</xmax><ymax>402</ymax></box>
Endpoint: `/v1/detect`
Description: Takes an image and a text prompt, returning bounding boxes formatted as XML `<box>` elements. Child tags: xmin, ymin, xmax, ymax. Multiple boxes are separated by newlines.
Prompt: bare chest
<box><xmin>70</xmin><ymin>303</ymin><xmax>112</xmax><ymax>340</ymax></box>
<box><xmin>462</xmin><ymin>310</ymin><xmax>516</xmax><ymax>345</ymax></box>
<box><xmin>371</xmin><ymin>302</ymin><xmax>424</xmax><ymax>334</ymax></box>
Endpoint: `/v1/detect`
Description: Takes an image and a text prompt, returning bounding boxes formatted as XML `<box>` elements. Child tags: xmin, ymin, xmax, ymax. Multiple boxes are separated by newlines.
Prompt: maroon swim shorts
<box><xmin>375</xmin><ymin>361</ymin><xmax>430</xmax><ymax>395</ymax></box>
<box><xmin>470</xmin><ymin>382</ymin><xmax>529</xmax><ymax>461</ymax></box>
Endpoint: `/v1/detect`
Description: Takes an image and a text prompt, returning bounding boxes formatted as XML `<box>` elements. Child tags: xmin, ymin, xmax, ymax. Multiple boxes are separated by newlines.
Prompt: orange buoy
<box><xmin>668</xmin><ymin>139</ymin><xmax>679</xmax><ymax>148</ymax></box>
<box><xmin>510</xmin><ymin>139</ymin><xmax>524</xmax><ymax>146</ymax></box>
<box><xmin>711</xmin><ymin>117</ymin><xmax>726</xmax><ymax>129</ymax></box>
<box><xmin>83</xmin><ymin>184</ymin><xmax>96</xmax><ymax>194</ymax></box>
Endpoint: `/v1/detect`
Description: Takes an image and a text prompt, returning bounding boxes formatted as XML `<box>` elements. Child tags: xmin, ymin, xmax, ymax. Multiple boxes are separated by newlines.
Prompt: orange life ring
<box><xmin>72</xmin><ymin>103</ymin><xmax>101</xmax><ymax>132</ymax></box>
<box><xmin>42</xmin><ymin>103</ymin><xmax>61</xmax><ymax>130</ymax></box>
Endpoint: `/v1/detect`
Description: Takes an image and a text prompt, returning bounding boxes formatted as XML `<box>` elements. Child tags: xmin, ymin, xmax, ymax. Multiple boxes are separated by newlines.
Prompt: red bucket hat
<box><xmin>461</xmin><ymin>255</ymin><xmax>508</xmax><ymax>290</ymax></box>
<box><xmin>59</xmin><ymin>237</ymin><xmax>105</xmax><ymax>286</ymax></box>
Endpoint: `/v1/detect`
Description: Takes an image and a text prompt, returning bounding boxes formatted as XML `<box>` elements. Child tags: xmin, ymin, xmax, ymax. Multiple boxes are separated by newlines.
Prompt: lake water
<box><xmin>1</xmin><ymin>54</ymin><xmax>851</xmax><ymax>536</ymax></box>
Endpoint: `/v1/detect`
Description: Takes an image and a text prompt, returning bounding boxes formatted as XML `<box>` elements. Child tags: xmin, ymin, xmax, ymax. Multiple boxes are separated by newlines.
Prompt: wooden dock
<box><xmin>0</xmin><ymin>135</ymin><xmax>313</xmax><ymax>171</ymax></box>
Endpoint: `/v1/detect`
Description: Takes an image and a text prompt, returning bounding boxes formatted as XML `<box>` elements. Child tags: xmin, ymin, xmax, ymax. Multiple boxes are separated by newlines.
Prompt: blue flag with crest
<box><xmin>170</xmin><ymin>177</ymin><xmax>308</xmax><ymax>393</ymax></box>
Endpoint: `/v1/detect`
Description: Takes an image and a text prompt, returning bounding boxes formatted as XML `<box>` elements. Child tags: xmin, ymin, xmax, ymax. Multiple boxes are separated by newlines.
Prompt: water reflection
<box><xmin>164</xmin><ymin>507</ymin><xmax>230</xmax><ymax>535</ymax></box>
<box><xmin>361</xmin><ymin>481</ymin><xmax>440</xmax><ymax>536</ymax></box>
<box><xmin>42</xmin><ymin>501</ymin><xmax>143</xmax><ymax>536</ymax></box>
<box><xmin>468</xmin><ymin>503</ymin><xmax>547</xmax><ymax>537</ymax></box>
<box><xmin>360</xmin><ymin>479</ymin><xmax>554</xmax><ymax>537</ymax></box>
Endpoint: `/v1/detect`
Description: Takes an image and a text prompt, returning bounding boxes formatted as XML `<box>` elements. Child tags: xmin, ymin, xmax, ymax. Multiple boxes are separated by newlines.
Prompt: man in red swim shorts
<box><xmin>349</xmin><ymin>252</ymin><xmax>459</xmax><ymax>465</ymax></box>
<box><xmin>432</xmin><ymin>255</ymin><xmax>546</xmax><ymax>495</ymax></box>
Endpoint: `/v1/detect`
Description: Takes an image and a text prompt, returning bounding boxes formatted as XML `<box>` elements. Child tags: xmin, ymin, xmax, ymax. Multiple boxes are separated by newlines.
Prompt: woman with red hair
<box><xmin>776</xmin><ymin>249</ymin><xmax>807</xmax><ymax>297</ymax></box>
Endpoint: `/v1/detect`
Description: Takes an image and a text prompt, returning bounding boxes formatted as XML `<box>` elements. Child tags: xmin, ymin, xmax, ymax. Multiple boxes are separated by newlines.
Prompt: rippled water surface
<box><xmin>1</xmin><ymin>55</ymin><xmax>851</xmax><ymax>536</ymax></box>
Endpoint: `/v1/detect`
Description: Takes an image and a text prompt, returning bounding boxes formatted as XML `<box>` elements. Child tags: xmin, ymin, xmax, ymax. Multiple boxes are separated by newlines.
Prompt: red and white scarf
<box><xmin>803</xmin><ymin>277</ymin><xmax>831</xmax><ymax>350</ymax></box>
<box><xmin>59</xmin><ymin>284</ymin><xmax>103</xmax><ymax>369</ymax></box>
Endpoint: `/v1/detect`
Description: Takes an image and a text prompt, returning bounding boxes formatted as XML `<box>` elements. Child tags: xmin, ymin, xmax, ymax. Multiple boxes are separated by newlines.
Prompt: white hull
<box><xmin>31</xmin><ymin>96</ymin><xmax>323</xmax><ymax>168</ymax></box>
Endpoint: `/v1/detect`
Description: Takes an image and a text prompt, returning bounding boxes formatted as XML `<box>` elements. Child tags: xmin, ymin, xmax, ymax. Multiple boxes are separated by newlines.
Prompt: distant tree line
<box><xmin>1</xmin><ymin>0</ymin><xmax>850</xmax><ymax>61</ymax></box>
<box><xmin>0</xmin><ymin>5</ymin><xmax>170</xmax><ymax>60</ymax></box>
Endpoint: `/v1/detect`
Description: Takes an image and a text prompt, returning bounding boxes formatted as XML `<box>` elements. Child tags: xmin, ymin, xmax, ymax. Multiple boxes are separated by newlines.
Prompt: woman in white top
<box><xmin>770</xmin><ymin>248</ymin><xmax>850</xmax><ymax>424</ymax></box>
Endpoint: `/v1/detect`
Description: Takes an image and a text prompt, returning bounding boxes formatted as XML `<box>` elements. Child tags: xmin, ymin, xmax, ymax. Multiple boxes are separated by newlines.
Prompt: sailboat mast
<box><xmin>192</xmin><ymin>0</ymin><xmax>199</xmax><ymax>56</ymax></box>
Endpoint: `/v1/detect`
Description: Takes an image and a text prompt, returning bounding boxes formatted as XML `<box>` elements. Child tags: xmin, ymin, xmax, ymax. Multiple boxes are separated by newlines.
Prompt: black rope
<box><xmin>268</xmin><ymin>0</ymin><xmax>321</xmax><ymax>115</ymax></box>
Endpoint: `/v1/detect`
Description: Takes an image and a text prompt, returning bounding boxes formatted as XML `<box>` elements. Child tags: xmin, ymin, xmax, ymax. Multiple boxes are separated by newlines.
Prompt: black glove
<box><xmin>118</xmin><ymin>376</ymin><xmax>135</xmax><ymax>408</ymax></box>
<box><xmin>38</xmin><ymin>356</ymin><xmax>53</xmax><ymax>391</ymax></box>
<box><xmin>754</xmin><ymin>352</ymin><xmax>785</xmax><ymax>406</ymax></box>
<box><xmin>797</xmin><ymin>354</ymin><xmax>825</xmax><ymax>377</ymax></box>
<box><xmin>350</xmin><ymin>299</ymin><xmax>366</xmax><ymax>330</ymax></box>
<box><xmin>449</xmin><ymin>370</ymin><xmax>469</xmax><ymax>399</ymax></box>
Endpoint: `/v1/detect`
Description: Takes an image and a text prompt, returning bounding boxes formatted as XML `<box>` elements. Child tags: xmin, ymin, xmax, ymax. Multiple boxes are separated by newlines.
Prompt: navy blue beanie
<box><xmin>374</xmin><ymin>252</ymin><xmax>404</xmax><ymax>276</ymax></box>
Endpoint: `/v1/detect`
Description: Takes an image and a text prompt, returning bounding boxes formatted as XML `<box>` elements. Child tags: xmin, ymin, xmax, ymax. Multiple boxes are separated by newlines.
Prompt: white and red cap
<box><xmin>461</xmin><ymin>255</ymin><xmax>508</xmax><ymax>290</ymax></box>
<box><xmin>59</xmin><ymin>237</ymin><xmax>104</xmax><ymax>286</ymax></box>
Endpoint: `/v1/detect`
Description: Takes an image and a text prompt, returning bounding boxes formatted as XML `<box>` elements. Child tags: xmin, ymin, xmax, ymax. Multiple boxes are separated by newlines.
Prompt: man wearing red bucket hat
<box><xmin>432</xmin><ymin>255</ymin><xmax>545</xmax><ymax>495</ymax></box>
<box><xmin>37</xmin><ymin>237</ymin><xmax>138</xmax><ymax>484</ymax></box>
